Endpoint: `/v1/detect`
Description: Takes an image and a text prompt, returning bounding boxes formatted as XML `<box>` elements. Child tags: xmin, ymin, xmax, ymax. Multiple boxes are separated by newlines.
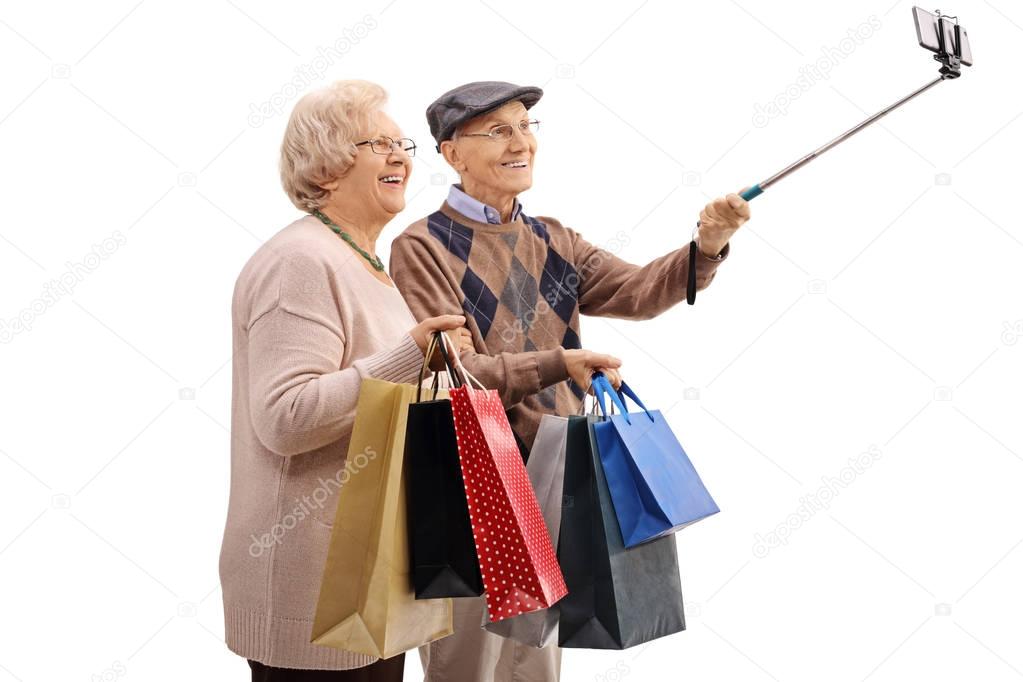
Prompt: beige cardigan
<box><xmin>219</xmin><ymin>215</ymin><xmax>425</xmax><ymax>670</ymax></box>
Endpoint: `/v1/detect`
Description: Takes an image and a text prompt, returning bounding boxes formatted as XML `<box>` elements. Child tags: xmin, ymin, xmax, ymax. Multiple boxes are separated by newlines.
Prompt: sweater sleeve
<box><xmin>389</xmin><ymin>231</ymin><xmax>569</xmax><ymax>408</ymax></box>
<box><xmin>245</xmin><ymin>251</ymin><xmax>425</xmax><ymax>457</ymax></box>
<box><xmin>548</xmin><ymin>217</ymin><xmax>730</xmax><ymax>321</ymax></box>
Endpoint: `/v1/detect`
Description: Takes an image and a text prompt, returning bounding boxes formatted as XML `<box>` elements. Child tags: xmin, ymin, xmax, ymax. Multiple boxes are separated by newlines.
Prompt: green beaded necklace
<box><xmin>311</xmin><ymin>209</ymin><xmax>385</xmax><ymax>271</ymax></box>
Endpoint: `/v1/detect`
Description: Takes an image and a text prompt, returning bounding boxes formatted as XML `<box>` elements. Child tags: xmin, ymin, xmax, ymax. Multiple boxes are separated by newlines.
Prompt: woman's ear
<box><xmin>320</xmin><ymin>179</ymin><xmax>340</xmax><ymax>191</ymax></box>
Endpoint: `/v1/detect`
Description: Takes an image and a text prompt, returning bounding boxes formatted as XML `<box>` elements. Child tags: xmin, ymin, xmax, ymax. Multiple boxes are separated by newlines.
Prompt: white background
<box><xmin>1</xmin><ymin>1</ymin><xmax>1021</xmax><ymax>680</ymax></box>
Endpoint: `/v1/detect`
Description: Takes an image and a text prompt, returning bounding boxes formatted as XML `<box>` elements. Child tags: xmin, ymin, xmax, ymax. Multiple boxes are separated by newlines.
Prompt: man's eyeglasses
<box><xmin>355</xmin><ymin>136</ymin><xmax>417</xmax><ymax>157</ymax></box>
<box><xmin>460</xmin><ymin>119</ymin><xmax>540</xmax><ymax>142</ymax></box>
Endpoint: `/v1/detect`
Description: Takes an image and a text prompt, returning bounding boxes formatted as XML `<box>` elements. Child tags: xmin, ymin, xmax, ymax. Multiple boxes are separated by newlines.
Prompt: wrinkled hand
<box><xmin>596</xmin><ymin>367</ymin><xmax>622</xmax><ymax>391</ymax></box>
<box><xmin>430</xmin><ymin>327</ymin><xmax>474</xmax><ymax>371</ymax></box>
<box><xmin>697</xmin><ymin>189</ymin><xmax>751</xmax><ymax>257</ymax></box>
<box><xmin>564</xmin><ymin>349</ymin><xmax>622</xmax><ymax>393</ymax></box>
<box><xmin>409</xmin><ymin>315</ymin><xmax>471</xmax><ymax>371</ymax></box>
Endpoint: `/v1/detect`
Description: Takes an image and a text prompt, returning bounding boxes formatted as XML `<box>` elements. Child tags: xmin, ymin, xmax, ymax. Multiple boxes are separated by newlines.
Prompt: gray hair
<box><xmin>279</xmin><ymin>80</ymin><xmax>387</xmax><ymax>212</ymax></box>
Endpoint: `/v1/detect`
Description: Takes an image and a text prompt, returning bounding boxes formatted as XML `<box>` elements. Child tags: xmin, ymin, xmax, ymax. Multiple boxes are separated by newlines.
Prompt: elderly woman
<box><xmin>219</xmin><ymin>80</ymin><xmax>470</xmax><ymax>681</ymax></box>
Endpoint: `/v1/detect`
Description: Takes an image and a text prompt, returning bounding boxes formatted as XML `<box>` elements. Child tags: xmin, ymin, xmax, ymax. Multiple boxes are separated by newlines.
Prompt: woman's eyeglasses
<box><xmin>355</xmin><ymin>136</ymin><xmax>417</xmax><ymax>157</ymax></box>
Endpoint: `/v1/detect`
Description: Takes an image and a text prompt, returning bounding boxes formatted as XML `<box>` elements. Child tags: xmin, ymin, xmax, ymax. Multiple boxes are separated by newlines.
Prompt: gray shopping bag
<box><xmin>482</xmin><ymin>415</ymin><xmax>569</xmax><ymax>647</ymax></box>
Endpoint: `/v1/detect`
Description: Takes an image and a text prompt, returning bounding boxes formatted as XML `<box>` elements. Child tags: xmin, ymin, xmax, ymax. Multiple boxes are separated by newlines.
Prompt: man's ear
<box><xmin>439</xmin><ymin>140</ymin><xmax>465</xmax><ymax>173</ymax></box>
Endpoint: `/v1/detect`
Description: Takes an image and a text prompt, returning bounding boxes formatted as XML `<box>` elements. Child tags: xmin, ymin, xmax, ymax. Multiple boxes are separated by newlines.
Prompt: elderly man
<box><xmin>389</xmin><ymin>81</ymin><xmax>750</xmax><ymax>681</ymax></box>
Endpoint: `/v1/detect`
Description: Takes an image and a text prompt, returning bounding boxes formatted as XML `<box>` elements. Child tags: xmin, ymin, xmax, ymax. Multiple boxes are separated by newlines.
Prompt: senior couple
<box><xmin>219</xmin><ymin>78</ymin><xmax>750</xmax><ymax>682</ymax></box>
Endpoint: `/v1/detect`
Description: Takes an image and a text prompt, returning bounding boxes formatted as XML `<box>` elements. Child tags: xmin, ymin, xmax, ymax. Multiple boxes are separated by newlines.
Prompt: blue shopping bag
<box><xmin>590</xmin><ymin>375</ymin><xmax>719</xmax><ymax>548</ymax></box>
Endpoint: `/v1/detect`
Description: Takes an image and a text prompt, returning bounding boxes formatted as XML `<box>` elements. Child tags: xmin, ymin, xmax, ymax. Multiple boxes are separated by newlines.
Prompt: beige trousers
<box><xmin>418</xmin><ymin>596</ymin><xmax>561</xmax><ymax>682</ymax></box>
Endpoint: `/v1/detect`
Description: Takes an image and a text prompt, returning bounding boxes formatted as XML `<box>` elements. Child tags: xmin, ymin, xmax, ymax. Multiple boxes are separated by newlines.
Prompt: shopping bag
<box><xmin>558</xmin><ymin>414</ymin><xmax>686</xmax><ymax>649</ymax></box>
<box><xmin>483</xmin><ymin>414</ymin><xmax>569</xmax><ymax>646</ymax></box>
<box><xmin>405</xmin><ymin>332</ymin><xmax>483</xmax><ymax>598</ymax></box>
<box><xmin>311</xmin><ymin>377</ymin><xmax>453</xmax><ymax>658</ymax></box>
<box><xmin>446</xmin><ymin>353</ymin><xmax>568</xmax><ymax>623</ymax></box>
<box><xmin>591</xmin><ymin>375</ymin><xmax>719</xmax><ymax>548</ymax></box>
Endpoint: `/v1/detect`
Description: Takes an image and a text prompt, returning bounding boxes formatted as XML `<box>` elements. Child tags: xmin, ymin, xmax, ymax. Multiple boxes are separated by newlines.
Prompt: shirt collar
<box><xmin>446</xmin><ymin>184</ymin><xmax>523</xmax><ymax>225</ymax></box>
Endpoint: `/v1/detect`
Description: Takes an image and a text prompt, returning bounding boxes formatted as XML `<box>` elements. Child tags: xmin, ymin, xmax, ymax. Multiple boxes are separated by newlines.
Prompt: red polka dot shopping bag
<box><xmin>445</xmin><ymin>347</ymin><xmax>568</xmax><ymax>623</ymax></box>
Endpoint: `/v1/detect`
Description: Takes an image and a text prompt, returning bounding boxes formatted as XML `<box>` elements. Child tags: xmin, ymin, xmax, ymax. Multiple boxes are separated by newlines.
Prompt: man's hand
<box><xmin>597</xmin><ymin>367</ymin><xmax>622</xmax><ymax>391</ymax></box>
<box><xmin>696</xmin><ymin>189</ymin><xmax>751</xmax><ymax>257</ymax></box>
<box><xmin>564</xmin><ymin>349</ymin><xmax>623</xmax><ymax>393</ymax></box>
<box><xmin>431</xmin><ymin>327</ymin><xmax>473</xmax><ymax>371</ymax></box>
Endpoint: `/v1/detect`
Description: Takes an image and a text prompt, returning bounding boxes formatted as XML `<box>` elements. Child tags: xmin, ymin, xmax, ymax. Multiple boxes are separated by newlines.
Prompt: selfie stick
<box><xmin>737</xmin><ymin>73</ymin><xmax>948</xmax><ymax>202</ymax></box>
<box><xmin>687</xmin><ymin>7</ymin><xmax>971</xmax><ymax>304</ymax></box>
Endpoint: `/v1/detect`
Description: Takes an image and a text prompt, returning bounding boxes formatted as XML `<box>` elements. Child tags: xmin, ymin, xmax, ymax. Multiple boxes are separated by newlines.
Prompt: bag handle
<box><xmin>581</xmin><ymin>372</ymin><xmax>610</xmax><ymax>416</ymax></box>
<box><xmin>416</xmin><ymin>331</ymin><xmax>461</xmax><ymax>403</ymax></box>
<box><xmin>578</xmin><ymin>385</ymin><xmax>595</xmax><ymax>416</ymax></box>
<box><xmin>577</xmin><ymin>375</ymin><xmax>600</xmax><ymax>416</ymax></box>
<box><xmin>426</xmin><ymin>348</ymin><xmax>457</xmax><ymax>398</ymax></box>
<box><xmin>441</xmin><ymin>331</ymin><xmax>486</xmax><ymax>391</ymax></box>
<box><xmin>614</xmin><ymin>381</ymin><xmax>655</xmax><ymax>422</ymax></box>
<box><xmin>591</xmin><ymin>373</ymin><xmax>631</xmax><ymax>424</ymax></box>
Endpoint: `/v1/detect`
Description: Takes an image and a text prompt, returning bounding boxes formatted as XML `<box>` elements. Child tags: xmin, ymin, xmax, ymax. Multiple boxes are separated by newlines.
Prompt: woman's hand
<box><xmin>564</xmin><ymin>349</ymin><xmax>623</xmax><ymax>393</ymax></box>
<box><xmin>409</xmin><ymin>315</ymin><xmax>472</xmax><ymax>371</ymax></box>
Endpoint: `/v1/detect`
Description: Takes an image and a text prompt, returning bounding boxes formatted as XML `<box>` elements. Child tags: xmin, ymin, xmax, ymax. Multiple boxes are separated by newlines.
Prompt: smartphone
<box><xmin>913</xmin><ymin>6</ymin><xmax>973</xmax><ymax>66</ymax></box>
<box><xmin>946</xmin><ymin>23</ymin><xmax>973</xmax><ymax>66</ymax></box>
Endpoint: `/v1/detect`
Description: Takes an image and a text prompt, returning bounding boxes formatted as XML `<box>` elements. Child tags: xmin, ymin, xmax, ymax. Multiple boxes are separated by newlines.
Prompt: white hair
<box><xmin>279</xmin><ymin>79</ymin><xmax>387</xmax><ymax>212</ymax></box>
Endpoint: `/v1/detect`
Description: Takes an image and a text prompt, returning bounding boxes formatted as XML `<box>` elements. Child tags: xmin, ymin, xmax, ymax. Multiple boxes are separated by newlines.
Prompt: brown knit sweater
<box><xmin>389</xmin><ymin>201</ymin><xmax>729</xmax><ymax>453</ymax></box>
<box><xmin>220</xmin><ymin>215</ymin><xmax>428</xmax><ymax>670</ymax></box>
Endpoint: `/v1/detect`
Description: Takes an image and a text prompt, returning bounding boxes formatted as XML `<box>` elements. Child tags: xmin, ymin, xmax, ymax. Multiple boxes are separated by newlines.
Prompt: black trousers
<box><xmin>248</xmin><ymin>655</ymin><xmax>404</xmax><ymax>682</ymax></box>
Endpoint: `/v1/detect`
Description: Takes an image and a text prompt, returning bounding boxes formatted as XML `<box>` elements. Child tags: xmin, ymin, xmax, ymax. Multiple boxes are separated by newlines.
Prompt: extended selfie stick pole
<box><xmin>686</xmin><ymin>75</ymin><xmax>949</xmax><ymax>304</ymax></box>
<box><xmin>738</xmin><ymin>7</ymin><xmax>968</xmax><ymax>203</ymax></box>
<box><xmin>686</xmin><ymin>7</ymin><xmax>971</xmax><ymax>304</ymax></box>
<box><xmin>737</xmin><ymin>73</ymin><xmax>949</xmax><ymax>203</ymax></box>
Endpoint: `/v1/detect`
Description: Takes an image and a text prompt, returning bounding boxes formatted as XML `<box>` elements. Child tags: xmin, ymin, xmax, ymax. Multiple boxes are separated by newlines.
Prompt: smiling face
<box><xmin>441</xmin><ymin>100</ymin><xmax>537</xmax><ymax>216</ymax></box>
<box><xmin>323</xmin><ymin>109</ymin><xmax>412</xmax><ymax>224</ymax></box>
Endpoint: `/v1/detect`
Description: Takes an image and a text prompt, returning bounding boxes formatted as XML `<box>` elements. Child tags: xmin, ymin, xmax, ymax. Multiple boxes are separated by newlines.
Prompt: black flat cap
<box><xmin>427</xmin><ymin>81</ymin><xmax>543</xmax><ymax>151</ymax></box>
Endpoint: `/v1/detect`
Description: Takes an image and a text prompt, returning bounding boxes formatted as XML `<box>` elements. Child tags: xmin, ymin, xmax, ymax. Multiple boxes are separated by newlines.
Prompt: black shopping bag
<box><xmin>557</xmin><ymin>415</ymin><xmax>686</xmax><ymax>649</ymax></box>
<box><xmin>404</xmin><ymin>333</ymin><xmax>483</xmax><ymax>598</ymax></box>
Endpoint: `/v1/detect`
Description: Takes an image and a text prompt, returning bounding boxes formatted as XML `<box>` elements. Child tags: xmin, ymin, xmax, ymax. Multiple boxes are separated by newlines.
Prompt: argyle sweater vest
<box><xmin>389</xmin><ymin>201</ymin><xmax>729</xmax><ymax>454</ymax></box>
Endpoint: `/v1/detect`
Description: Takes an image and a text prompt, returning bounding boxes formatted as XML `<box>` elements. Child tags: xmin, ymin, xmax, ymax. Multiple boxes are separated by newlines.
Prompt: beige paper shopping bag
<box><xmin>311</xmin><ymin>378</ymin><xmax>453</xmax><ymax>658</ymax></box>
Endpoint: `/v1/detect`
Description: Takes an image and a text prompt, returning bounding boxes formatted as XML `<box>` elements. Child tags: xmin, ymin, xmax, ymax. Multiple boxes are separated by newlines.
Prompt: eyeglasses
<box><xmin>460</xmin><ymin>119</ymin><xmax>540</xmax><ymax>142</ymax></box>
<box><xmin>355</xmin><ymin>136</ymin><xmax>417</xmax><ymax>157</ymax></box>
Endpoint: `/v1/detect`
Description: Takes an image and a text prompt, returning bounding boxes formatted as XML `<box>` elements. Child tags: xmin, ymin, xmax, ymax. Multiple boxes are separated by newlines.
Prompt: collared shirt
<box><xmin>446</xmin><ymin>184</ymin><xmax>522</xmax><ymax>225</ymax></box>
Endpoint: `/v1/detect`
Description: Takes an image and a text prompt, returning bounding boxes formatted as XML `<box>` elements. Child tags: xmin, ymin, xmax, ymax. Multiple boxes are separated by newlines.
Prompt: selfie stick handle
<box><xmin>739</xmin><ymin>73</ymin><xmax>948</xmax><ymax>202</ymax></box>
